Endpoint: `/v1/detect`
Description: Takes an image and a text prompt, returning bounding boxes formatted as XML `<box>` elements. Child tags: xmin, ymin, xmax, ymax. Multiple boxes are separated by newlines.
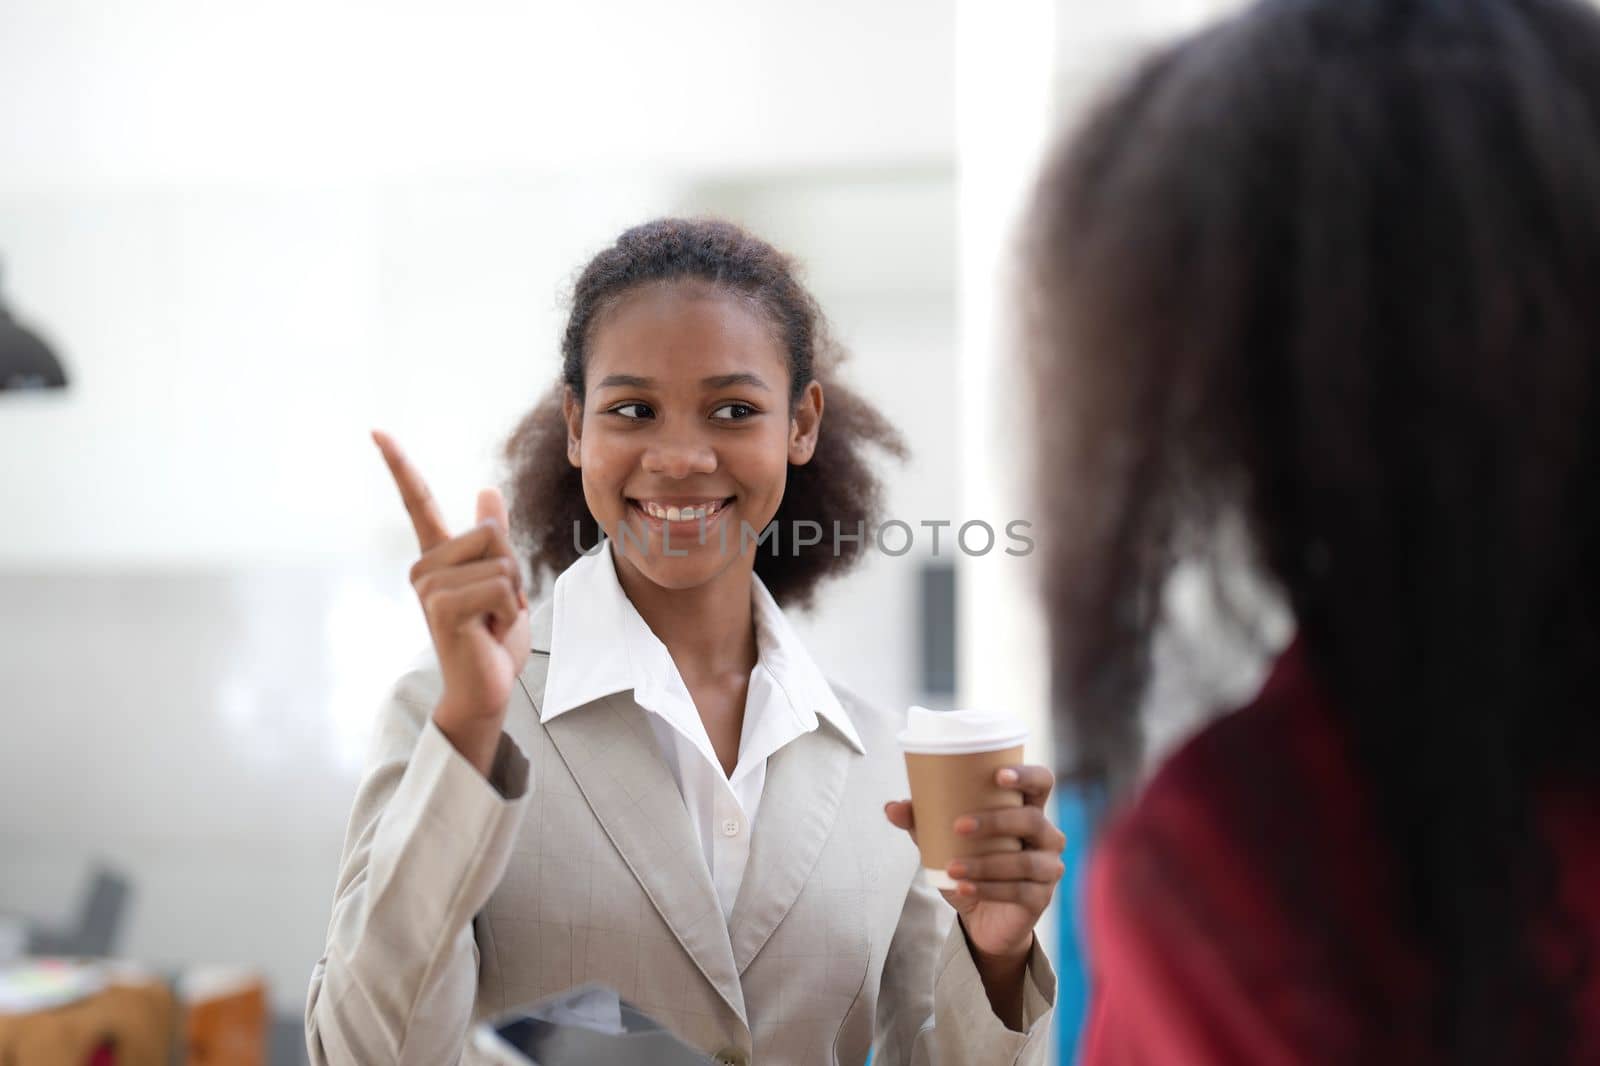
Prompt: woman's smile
<box><xmin>626</xmin><ymin>494</ymin><xmax>736</xmax><ymax>540</ymax></box>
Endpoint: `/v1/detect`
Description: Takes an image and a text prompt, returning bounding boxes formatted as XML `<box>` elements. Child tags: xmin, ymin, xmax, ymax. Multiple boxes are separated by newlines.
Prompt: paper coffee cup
<box><xmin>896</xmin><ymin>706</ymin><xmax>1029</xmax><ymax>890</ymax></box>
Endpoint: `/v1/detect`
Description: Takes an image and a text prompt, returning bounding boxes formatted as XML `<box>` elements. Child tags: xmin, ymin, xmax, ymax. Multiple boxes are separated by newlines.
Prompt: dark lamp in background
<box><xmin>0</xmin><ymin>260</ymin><xmax>69</xmax><ymax>392</ymax></box>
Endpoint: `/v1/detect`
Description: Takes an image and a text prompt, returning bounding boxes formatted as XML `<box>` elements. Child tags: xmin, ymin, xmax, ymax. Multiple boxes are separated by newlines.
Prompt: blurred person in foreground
<box><xmin>1025</xmin><ymin>0</ymin><xmax>1600</xmax><ymax>1062</ymax></box>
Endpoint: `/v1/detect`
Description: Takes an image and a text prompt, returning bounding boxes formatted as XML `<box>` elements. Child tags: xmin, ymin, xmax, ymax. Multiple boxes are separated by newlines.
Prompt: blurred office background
<box><xmin>1</xmin><ymin>1</ymin><xmax>1252</xmax><ymax>1061</ymax></box>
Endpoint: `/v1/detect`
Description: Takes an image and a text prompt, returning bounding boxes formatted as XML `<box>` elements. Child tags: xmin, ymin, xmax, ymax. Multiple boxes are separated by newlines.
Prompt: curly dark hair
<box><xmin>1026</xmin><ymin>0</ymin><xmax>1600</xmax><ymax>1062</ymax></box>
<box><xmin>500</xmin><ymin>217</ymin><xmax>906</xmax><ymax>608</ymax></box>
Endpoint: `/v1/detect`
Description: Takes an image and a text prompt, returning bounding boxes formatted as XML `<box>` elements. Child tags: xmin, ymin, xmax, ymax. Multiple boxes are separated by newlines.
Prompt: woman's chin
<box><xmin>615</xmin><ymin>505</ymin><xmax>741</xmax><ymax>556</ymax></box>
<box><xmin>605</xmin><ymin>526</ymin><xmax>735</xmax><ymax>585</ymax></box>
<box><xmin>627</xmin><ymin>551</ymin><xmax>743</xmax><ymax>591</ymax></box>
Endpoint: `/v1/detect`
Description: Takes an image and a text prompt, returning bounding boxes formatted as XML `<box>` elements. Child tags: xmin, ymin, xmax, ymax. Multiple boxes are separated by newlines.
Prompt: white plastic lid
<box><xmin>895</xmin><ymin>705</ymin><xmax>1028</xmax><ymax>755</ymax></box>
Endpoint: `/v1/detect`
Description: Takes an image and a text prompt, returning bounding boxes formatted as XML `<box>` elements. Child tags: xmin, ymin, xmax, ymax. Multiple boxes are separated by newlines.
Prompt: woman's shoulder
<box><xmin>349</xmin><ymin>647</ymin><xmax>450</xmax><ymax>765</ymax></box>
<box><xmin>366</xmin><ymin>640</ymin><xmax>541</xmax><ymax>747</ymax></box>
<box><xmin>1086</xmin><ymin>637</ymin><xmax>1371</xmax><ymax>1009</ymax></box>
<box><xmin>822</xmin><ymin>678</ymin><xmax>907</xmax><ymax>755</ymax></box>
<box><xmin>394</xmin><ymin>644</ymin><xmax>448</xmax><ymax>701</ymax></box>
<box><xmin>1089</xmin><ymin>689</ymin><xmax>1296</xmax><ymax>931</ymax></box>
<box><xmin>1104</xmin><ymin>637</ymin><xmax>1344</xmax><ymax>853</ymax></box>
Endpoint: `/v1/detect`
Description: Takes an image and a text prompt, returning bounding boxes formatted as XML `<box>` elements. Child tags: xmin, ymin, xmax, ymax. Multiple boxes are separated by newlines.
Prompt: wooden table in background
<box><xmin>0</xmin><ymin>977</ymin><xmax>175</xmax><ymax>1066</ymax></box>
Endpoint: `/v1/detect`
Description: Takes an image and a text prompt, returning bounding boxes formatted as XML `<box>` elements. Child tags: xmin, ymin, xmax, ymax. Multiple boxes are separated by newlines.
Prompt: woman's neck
<box><xmin>612</xmin><ymin>549</ymin><xmax>759</xmax><ymax>683</ymax></box>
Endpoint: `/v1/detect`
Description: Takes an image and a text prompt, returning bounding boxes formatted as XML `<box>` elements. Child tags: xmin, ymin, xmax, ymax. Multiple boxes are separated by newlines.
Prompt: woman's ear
<box><xmin>788</xmin><ymin>380</ymin><xmax>824</xmax><ymax>465</ymax></box>
<box><xmin>562</xmin><ymin>386</ymin><xmax>584</xmax><ymax>468</ymax></box>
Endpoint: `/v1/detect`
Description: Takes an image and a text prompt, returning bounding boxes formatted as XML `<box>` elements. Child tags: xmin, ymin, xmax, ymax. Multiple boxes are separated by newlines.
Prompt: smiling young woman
<box><xmin>305</xmin><ymin>218</ymin><xmax>1069</xmax><ymax>1066</ymax></box>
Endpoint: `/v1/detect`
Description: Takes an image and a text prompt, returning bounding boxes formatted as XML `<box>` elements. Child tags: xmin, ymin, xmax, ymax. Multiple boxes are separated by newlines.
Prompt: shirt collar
<box><xmin>540</xmin><ymin>539</ymin><xmax>865</xmax><ymax>755</ymax></box>
<box><xmin>540</xmin><ymin>540</ymin><xmax>637</xmax><ymax>719</ymax></box>
<box><xmin>746</xmin><ymin>563</ymin><xmax>864</xmax><ymax>754</ymax></box>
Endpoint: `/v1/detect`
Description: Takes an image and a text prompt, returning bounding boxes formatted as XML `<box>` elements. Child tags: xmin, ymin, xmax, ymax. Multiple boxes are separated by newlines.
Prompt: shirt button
<box><xmin>721</xmin><ymin>818</ymin><xmax>740</xmax><ymax>837</ymax></box>
<box><xmin>712</xmin><ymin>1049</ymin><xmax>747</xmax><ymax>1066</ymax></box>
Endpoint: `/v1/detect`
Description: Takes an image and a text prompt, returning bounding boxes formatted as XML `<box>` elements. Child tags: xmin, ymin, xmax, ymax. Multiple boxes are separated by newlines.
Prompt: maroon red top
<box><xmin>1079</xmin><ymin>639</ymin><xmax>1600</xmax><ymax>1064</ymax></box>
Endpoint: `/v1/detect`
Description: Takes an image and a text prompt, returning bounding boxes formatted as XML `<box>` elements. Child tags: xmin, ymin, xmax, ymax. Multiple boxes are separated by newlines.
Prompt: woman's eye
<box><xmin>608</xmin><ymin>402</ymin><xmax>654</xmax><ymax>420</ymax></box>
<box><xmin>710</xmin><ymin>402</ymin><xmax>757</xmax><ymax>421</ymax></box>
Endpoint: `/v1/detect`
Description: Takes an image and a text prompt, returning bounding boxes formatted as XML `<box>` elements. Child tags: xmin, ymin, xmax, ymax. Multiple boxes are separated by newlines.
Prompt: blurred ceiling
<box><xmin>0</xmin><ymin>0</ymin><xmax>956</xmax><ymax>186</ymax></box>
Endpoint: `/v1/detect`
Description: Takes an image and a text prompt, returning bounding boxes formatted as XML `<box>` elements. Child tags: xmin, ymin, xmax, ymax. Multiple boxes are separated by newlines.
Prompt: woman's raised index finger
<box><xmin>371</xmin><ymin>429</ymin><xmax>451</xmax><ymax>550</ymax></box>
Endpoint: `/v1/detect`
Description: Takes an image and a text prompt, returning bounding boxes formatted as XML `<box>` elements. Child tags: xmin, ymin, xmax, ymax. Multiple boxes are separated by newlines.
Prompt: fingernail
<box><xmin>998</xmin><ymin>768</ymin><xmax>1019</xmax><ymax>786</ymax></box>
<box><xmin>958</xmin><ymin>881</ymin><xmax>976</xmax><ymax>897</ymax></box>
<box><xmin>948</xmin><ymin>861</ymin><xmax>967</xmax><ymax>877</ymax></box>
<box><xmin>954</xmin><ymin>817</ymin><xmax>977</xmax><ymax>835</ymax></box>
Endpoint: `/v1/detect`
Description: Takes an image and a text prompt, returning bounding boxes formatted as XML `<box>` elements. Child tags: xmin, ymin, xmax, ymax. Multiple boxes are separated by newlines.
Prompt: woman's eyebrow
<box><xmin>595</xmin><ymin>374</ymin><xmax>652</xmax><ymax>389</ymax></box>
<box><xmin>594</xmin><ymin>372</ymin><xmax>771</xmax><ymax>390</ymax></box>
<box><xmin>702</xmin><ymin>372</ymin><xmax>770</xmax><ymax>391</ymax></box>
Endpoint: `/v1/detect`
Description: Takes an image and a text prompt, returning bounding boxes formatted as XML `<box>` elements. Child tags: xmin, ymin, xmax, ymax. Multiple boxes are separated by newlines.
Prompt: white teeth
<box><xmin>639</xmin><ymin>499</ymin><xmax>724</xmax><ymax>521</ymax></box>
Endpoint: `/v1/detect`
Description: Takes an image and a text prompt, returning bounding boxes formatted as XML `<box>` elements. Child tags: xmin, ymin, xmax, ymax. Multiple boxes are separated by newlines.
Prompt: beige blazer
<box><xmin>305</xmin><ymin>598</ymin><xmax>1057</xmax><ymax>1066</ymax></box>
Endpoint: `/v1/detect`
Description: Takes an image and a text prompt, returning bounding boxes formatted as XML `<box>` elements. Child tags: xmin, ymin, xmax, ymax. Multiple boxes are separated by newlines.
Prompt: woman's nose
<box><xmin>642</xmin><ymin>434</ymin><xmax>717</xmax><ymax>478</ymax></box>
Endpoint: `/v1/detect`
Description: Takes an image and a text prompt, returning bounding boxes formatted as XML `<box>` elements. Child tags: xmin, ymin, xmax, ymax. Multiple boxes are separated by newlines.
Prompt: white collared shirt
<box><xmin>540</xmin><ymin>539</ymin><xmax>864</xmax><ymax>924</ymax></box>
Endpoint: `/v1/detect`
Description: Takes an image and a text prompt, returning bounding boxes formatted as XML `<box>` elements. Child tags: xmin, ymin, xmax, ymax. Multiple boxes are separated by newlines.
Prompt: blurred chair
<box><xmin>25</xmin><ymin>865</ymin><xmax>132</xmax><ymax>958</ymax></box>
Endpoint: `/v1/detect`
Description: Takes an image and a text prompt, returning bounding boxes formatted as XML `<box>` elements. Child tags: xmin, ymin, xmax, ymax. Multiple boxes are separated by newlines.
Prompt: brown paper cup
<box><xmin>903</xmin><ymin>744</ymin><xmax>1027</xmax><ymax>889</ymax></box>
<box><xmin>897</xmin><ymin>704</ymin><xmax>1030</xmax><ymax>889</ymax></box>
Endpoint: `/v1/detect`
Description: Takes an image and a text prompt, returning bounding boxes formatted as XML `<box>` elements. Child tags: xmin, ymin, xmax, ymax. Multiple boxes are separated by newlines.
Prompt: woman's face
<box><xmin>564</xmin><ymin>279</ymin><xmax>823</xmax><ymax>592</ymax></box>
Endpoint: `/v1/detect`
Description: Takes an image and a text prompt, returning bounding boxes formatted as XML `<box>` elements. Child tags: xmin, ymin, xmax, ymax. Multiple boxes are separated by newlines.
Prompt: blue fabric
<box><xmin>1053</xmin><ymin>786</ymin><xmax>1103</xmax><ymax>1064</ymax></box>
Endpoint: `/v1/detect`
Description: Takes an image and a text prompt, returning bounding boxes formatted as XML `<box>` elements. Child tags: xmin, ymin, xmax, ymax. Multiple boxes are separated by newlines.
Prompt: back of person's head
<box><xmin>1026</xmin><ymin>0</ymin><xmax>1600</xmax><ymax>1060</ymax></box>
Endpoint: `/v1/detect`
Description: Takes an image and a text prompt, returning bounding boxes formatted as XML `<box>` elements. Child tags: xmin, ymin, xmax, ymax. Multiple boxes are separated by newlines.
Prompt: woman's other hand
<box><xmin>883</xmin><ymin>764</ymin><xmax>1067</xmax><ymax>961</ymax></box>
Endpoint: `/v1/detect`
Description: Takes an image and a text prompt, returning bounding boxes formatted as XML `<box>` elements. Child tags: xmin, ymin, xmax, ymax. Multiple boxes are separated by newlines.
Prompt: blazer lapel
<box><xmin>726</xmin><ymin>721</ymin><xmax>856</xmax><ymax>973</ymax></box>
<box><xmin>541</xmin><ymin>690</ymin><xmax>749</xmax><ymax>1027</ymax></box>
